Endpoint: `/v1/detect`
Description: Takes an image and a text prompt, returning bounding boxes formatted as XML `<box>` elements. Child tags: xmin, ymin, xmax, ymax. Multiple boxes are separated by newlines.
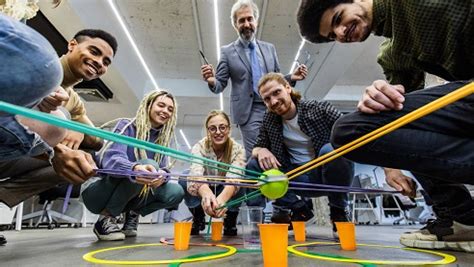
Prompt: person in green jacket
<box><xmin>296</xmin><ymin>0</ymin><xmax>474</xmax><ymax>252</ymax></box>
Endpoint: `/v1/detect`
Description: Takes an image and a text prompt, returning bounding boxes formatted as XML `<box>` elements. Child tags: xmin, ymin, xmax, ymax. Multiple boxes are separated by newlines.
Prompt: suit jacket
<box><xmin>209</xmin><ymin>39</ymin><xmax>293</xmax><ymax>125</ymax></box>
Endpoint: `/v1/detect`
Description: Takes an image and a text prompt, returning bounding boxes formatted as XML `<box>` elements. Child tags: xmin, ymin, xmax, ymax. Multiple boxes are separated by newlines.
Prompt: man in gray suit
<box><xmin>201</xmin><ymin>0</ymin><xmax>307</xmax><ymax>158</ymax></box>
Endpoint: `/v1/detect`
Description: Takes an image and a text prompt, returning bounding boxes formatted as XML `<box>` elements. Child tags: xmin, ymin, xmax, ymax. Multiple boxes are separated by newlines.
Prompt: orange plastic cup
<box><xmin>291</xmin><ymin>221</ymin><xmax>306</xmax><ymax>242</ymax></box>
<box><xmin>174</xmin><ymin>221</ymin><xmax>192</xmax><ymax>250</ymax></box>
<box><xmin>335</xmin><ymin>222</ymin><xmax>356</xmax><ymax>251</ymax></box>
<box><xmin>259</xmin><ymin>224</ymin><xmax>289</xmax><ymax>267</ymax></box>
<box><xmin>211</xmin><ymin>221</ymin><xmax>223</xmax><ymax>241</ymax></box>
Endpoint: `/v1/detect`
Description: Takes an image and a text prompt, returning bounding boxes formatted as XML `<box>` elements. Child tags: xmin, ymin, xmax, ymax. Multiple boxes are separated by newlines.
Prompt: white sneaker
<box><xmin>400</xmin><ymin>219</ymin><xmax>474</xmax><ymax>252</ymax></box>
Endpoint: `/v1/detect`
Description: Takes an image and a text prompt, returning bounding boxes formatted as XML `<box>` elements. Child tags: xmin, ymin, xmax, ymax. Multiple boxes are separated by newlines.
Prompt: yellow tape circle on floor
<box><xmin>288</xmin><ymin>241</ymin><xmax>456</xmax><ymax>265</ymax></box>
<box><xmin>83</xmin><ymin>243</ymin><xmax>236</xmax><ymax>265</ymax></box>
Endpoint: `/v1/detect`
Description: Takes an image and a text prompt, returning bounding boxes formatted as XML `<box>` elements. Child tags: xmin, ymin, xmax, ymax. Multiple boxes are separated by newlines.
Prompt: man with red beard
<box><xmin>297</xmin><ymin>0</ymin><xmax>474</xmax><ymax>252</ymax></box>
<box><xmin>246</xmin><ymin>72</ymin><xmax>354</xmax><ymax>236</ymax></box>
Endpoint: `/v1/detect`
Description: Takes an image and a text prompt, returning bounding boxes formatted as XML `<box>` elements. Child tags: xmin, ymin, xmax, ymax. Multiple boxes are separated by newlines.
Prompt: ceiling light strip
<box><xmin>289</xmin><ymin>39</ymin><xmax>306</xmax><ymax>73</ymax></box>
<box><xmin>179</xmin><ymin>129</ymin><xmax>192</xmax><ymax>149</ymax></box>
<box><xmin>219</xmin><ymin>93</ymin><xmax>224</xmax><ymax>111</ymax></box>
<box><xmin>257</xmin><ymin>0</ymin><xmax>268</xmax><ymax>40</ymax></box>
<box><xmin>213</xmin><ymin>0</ymin><xmax>224</xmax><ymax>111</ymax></box>
<box><xmin>107</xmin><ymin>0</ymin><xmax>159</xmax><ymax>89</ymax></box>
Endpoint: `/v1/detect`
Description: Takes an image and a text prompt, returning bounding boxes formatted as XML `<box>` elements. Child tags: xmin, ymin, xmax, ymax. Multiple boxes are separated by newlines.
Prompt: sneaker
<box><xmin>224</xmin><ymin>211</ymin><xmax>239</xmax><ymax>236</ymax></box>
<box><xmin>270</xmin><ymin>208</ymin><xmax>295</xmax><ymax>230</ymax></box>
<box><xmin>400</xmin><ymin>219</ymin><xmax>474</xmax><ymax>252</ymax></box>
<box><xmin>93</xmin><ymin>216</ymin><xmax>125</xmax><ymax>241</ymax></box>
<box><xmin>189</xmin><ymin>207</ymin><xmax>206</xmax><ymax>235</ymax></box>
<box><xmin>291</xmin><ymin>202</ymin><xmax>314</xmax><ymax>222</ymax></box>
<box><xmin>330</xmin><ymin>206</ymin><xmax>351</xmax><ymax>237</ymax></box>
<box><xmin>271</xmin><ymin>209</ymin><xmax>291</xmax><ymax>224</ymax></box>
<box><xmin>0</xmin><ymin>235</ymin><xmax>6</xmax><ymax>246</ymax></box>
<box><xmin>122</xmin><ymin>211</ymin><xmax>139</xmax><ymax>237</ymax></box>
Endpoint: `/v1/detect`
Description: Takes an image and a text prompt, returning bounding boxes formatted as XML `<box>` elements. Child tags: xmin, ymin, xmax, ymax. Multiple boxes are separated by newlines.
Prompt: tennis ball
<box><xmin>260</xmin><ymin>169</ymin><xmax>289</xmax><ymax>199</ymax></box>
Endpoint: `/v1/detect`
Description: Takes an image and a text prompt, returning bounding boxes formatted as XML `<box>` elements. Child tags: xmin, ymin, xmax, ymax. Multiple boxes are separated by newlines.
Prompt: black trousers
<box><xmin>331</xmin><ymin>80</ymin><xmax>474</xmax><ymax>224</ymax></box>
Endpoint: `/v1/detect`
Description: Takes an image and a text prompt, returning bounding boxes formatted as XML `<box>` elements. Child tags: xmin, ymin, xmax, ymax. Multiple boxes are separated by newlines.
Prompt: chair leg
<box><xmin>364</xmin><ymin>194</ymin><xmax>379</xmax><ymax>224</ymax></box>
<box><xmin>81</xmin><ymin>203</ymin><xmax>87</xmax><ymax>228</ymax></box>
<box><xmin>392</xmin><ymin>195</ymin><xmax>410</xmax><ymax>224</ymax></box>
<box><xmin>35</xmin><ymin>202</ymin><xmax>49</xmax><ymax>228</ymax></box>
<box><xmin>47</xmin><ymin>211</ymin><xmax>78</xmax><ymax>223</ymax></box>
<box><xmin>351</xmin><ymin>193</ymin><xmax>356</xmax><ymax>223</ymax></box>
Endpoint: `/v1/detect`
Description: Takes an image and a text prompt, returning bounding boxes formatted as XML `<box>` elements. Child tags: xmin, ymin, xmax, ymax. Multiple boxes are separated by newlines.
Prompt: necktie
<box><xmin>249</xmin><ymin>42</ymin><xmax>262</xmax><ymax>96</ymax></box>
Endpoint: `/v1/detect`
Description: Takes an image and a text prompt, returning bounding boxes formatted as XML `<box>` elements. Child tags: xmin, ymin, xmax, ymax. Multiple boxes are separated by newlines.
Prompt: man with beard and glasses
<box><xmin>246</xmin><ymin>72</ymin><xmax>354</xmax><ymax>236</ymax></box>
<box><xmin>297</xmin><ymin>0</ymin><xmax>474</xmax><ymax>252</ymax></box>
<box><xmin>200</xmin><ymin>0</ymin><xmax>308</xmax><ymax>160</ymax></box>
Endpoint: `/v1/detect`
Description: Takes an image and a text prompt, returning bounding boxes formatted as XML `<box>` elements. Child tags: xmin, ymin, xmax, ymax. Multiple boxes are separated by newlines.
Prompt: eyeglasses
<box><xmin>207</xmin><ymin>124</ymin><xmax>229</xmax><ymax>133</ymax></box>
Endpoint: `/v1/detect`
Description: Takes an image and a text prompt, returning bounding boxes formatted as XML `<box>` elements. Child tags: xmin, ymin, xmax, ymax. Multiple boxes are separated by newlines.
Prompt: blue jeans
<box><xmin>331</xmin><ymin>80</ymin><xmax>474</xmax><ymax>224</ymax></box>
<box><xmin>246</xmin><ymin>143</ymin><xmax>354</xmax><ymax>210</ymax></box>
<box><xmin>0</xmin><ymin>14</ymin><xmax>62</xmax><ymax>160</ymax></box>
<box><xmin>178</xmin><ymin>179</ymin><xmax>245</xmax><ymax>212</ymax></box>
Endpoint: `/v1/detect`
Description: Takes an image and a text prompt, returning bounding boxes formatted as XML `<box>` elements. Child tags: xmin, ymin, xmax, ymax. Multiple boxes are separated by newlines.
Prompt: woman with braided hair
<box><xmin>82</xmin><ymin>90</ymin><xmax>184</xmax><ymax>241</ymax></box>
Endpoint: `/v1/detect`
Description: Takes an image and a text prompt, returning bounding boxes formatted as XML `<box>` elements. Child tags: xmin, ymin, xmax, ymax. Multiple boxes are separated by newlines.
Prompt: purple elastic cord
<box><xmin>175</xmin><ymin>178</ymin><xmax>258</xmax><ymax>188</ymax></box>
<box><xmin>288</xmin><ymin>187</ymin><xmax>389</xmax><ymax>193</ymax></box>
<box><xmin>94</xmin><ymin>169</ymin><xmax>257</xmax><ymax>188</ymax></box>
<box><xmin>62</xmin><ymin>184</ymin><xmax>73</xmax><ymax>214</ymax></box>
<box><xmin>95</xmin><ymin>169</ymin><xmax>255</xmax><ymax>180</ymax></box>
<box><xmin>288</xmin><ymin>180</ymin><xmax>400</xmax><ymax>194</ymax></box>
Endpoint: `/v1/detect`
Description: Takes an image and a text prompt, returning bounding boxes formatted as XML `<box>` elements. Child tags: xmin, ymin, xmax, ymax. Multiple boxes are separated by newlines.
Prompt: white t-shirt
<box><xmin>282</xmin><ymin>114</ymin><xmax>315</xmax><ymax>164</ymax></box>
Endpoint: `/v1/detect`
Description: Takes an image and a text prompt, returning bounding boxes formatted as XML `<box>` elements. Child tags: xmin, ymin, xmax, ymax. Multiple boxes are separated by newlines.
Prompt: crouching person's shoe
<box><xmin>224</xmin><ymin>211</ymin><xmax>239</xmax><ymax>236</ymax></box>
<box><xmin>400</xmin><ymin>219</ymin><xmax>474</xmax><ymax>252</ymax></box>
<box><xmin>189</xmin><ymin>206</ymin><xmax>206</xmax><ymax>236</ymax></box>
<box><xmin>94</xmin><ymin>215</ymin><xmax>125</xmax><ymax>241</ymax></box>
<box><xmin>330</xmin><ymin>206</ymin><xmax>351</xmax><ymax>238</ymax></box>
<box><xmin>122</xmin><ymin>211</ymin><xmax>140</xmax><ymax>237</ymax></box>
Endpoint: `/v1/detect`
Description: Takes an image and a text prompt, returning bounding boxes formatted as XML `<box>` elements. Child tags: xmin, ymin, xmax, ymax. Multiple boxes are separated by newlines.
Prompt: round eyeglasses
<box><xmin>207</xmin><ymin>125</ymin><xmax>229</xmax><ymax>133</ymax></box>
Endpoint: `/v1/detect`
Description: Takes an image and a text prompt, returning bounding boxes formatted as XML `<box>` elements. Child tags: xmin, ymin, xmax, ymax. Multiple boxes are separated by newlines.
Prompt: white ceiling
<box><xmin>39</xmin><ymin>0</ymin><xmax>387</xmax><ymax>149</ymax></box>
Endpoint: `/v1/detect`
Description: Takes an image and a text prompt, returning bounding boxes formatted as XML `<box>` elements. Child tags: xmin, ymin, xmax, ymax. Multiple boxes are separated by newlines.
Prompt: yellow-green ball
<box><xmin>260</xmin><ymin>169</ymin><xmax>289</xmax><ymax>199</ymax></box>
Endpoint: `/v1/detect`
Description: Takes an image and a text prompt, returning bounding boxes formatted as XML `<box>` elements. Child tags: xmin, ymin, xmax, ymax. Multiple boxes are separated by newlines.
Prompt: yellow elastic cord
<box><xmin>286</xmin><ymin>82</ymin><xmax>473</xmax><ymax>180</ymax></box>
<box><xmin>288</xmin><ymin>242</ymin><xmax>456</xmax><ymax>265</ymax></box>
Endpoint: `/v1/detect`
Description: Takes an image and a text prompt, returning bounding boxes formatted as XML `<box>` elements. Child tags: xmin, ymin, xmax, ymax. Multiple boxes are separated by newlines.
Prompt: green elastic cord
<box><xmin>219</xmin><ymin>190</ymin><xmax>262</xmax><ymax>210</ymax></box>
<box><xmin>0</xmin><ymin>101</ymin><xmax>263</xmax><ymax>178</ymax></box>
<box><xmin>169</xmin><ymin>249</ymin><xmax>376</xmax><ymax>267</ymax></box>
<box><xmin>205</xmin><ymin>216</ymin><xmax>212</xmax><ymax>240</ymax></box>
<box><xmin>305</xmin><ymin>252</ymin><xmax>377</xmax><ymax>267</ymax></box>
<box><xmin>168</xmin><ymin>250</ymin><xmax>229</xmax><ymax>267</ymax></box>
<box><xmin>207</xmin><ymin>191</ymin><xmax>263</xmax><ymax>238</ymax></box>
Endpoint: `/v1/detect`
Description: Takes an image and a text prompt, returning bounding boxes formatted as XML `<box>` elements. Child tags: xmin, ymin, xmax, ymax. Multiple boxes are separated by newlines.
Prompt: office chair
<box><xmin>21</xmin><ymin>183</ymin><xmax>81</xmax><ymax>229</ymax></box>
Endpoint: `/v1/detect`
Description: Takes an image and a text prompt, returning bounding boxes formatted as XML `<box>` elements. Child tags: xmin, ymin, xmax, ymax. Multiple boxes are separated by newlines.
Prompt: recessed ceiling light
<box><xmin>107</xmin><ymin>0</ymin><xmax>159</xmax><ymax>89</ymax></box>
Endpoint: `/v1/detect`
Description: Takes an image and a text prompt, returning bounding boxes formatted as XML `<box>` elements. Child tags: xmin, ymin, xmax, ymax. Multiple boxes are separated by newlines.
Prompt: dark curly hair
<box><xmin>74</xmin><ymin>29</ymin><xmax>118</xmax><ymax>55</ymax></box>
<box><xmin>296</xmin><ymin>0</ymin><xmax>352</xmax><ymax>43</ymax></box>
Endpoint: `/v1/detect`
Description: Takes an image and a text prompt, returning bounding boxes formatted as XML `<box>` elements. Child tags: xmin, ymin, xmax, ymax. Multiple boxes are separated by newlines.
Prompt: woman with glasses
<box><xmin>180</xmin><ymin>110</ymin><xmax>246</xmax><ymax>236</ymax></box>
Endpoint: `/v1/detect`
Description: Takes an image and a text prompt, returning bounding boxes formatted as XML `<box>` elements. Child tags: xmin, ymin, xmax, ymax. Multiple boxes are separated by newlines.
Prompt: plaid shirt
<box><xmin>254</xmin><ymin>100</ymin><xmax>342</xmax><ymax>168</ymax></box>
<box><xmin>373</xmin><ymin>0</ymin><xmax>473</xmax><ymax>91</ymax></box>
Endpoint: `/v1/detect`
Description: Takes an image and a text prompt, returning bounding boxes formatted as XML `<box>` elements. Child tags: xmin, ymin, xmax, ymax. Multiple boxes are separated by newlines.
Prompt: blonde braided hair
<box><xmin>98</xmin><ymin>90</ymin><xmax>178</xmax><ymax>167</ymax></box>
<box><xmin>134</xmin><ymin>90</ymin><xmax>177</xmax><ymax>164</ymax></box>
